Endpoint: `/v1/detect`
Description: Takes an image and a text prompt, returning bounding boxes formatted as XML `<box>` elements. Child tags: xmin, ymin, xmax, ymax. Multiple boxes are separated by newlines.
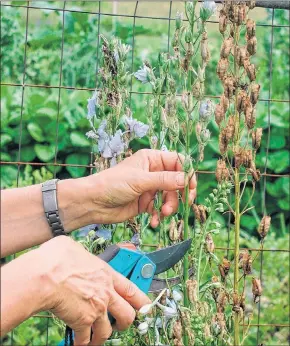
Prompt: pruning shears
<box><xmin>59</xmin><ymin>239</ymin><xmax>192</xmax><ymax>346</ymax></box>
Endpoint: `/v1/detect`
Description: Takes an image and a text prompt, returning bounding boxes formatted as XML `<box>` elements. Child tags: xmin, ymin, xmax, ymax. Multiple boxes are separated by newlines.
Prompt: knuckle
<box><xmin>124</xmin><ymin>282</ymin><xmax>138</xmax><ymax>299</ymax></box>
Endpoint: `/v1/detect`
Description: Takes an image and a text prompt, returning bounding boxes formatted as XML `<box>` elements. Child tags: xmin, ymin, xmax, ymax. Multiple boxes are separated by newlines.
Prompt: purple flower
<box><xmin>95</xmin><ymin>229</ymin><xmax>112</xmax><ymax>241</ymax></box>
<box><xmin>87</xmin><ymin>91</ymin><xmax>98</xmax><ymax>120</ymax></box>
<box><xmin>134</xmin><ymin>65</ymin><xmax>150</xmax><ymax>84</ymax></box>
<box><xmin>125</xmin><ymin>116</ymin><xmax>149</xmax><ymax>138</ymax></box>
<box><xmin>97</xmin><ymin>120</ymin><xmax>109</xmax><ymax>153</ymax></box>
<box><xmin>78</xmin><ymin>224</ymin><xmax>99</xmax><ymax>237</ymax></box>
<box><xmin>102</xmin><ymin>130</ymin><xmax>125</xmax><ymax>159</ymax></box>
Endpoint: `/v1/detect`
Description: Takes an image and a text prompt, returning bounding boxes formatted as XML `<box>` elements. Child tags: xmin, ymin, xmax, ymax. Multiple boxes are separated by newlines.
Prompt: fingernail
<box><xmin>176</xmin><ymin>173</ymin><xmax>186</xmax><ymax>187</ymax></box>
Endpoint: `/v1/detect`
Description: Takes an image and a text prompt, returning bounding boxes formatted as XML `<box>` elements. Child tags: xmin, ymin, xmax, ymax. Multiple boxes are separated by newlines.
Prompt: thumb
<box><xmin>141</xmin><ymin>171</ymin><xmax>187</xmax><ymax>192</ymax></box>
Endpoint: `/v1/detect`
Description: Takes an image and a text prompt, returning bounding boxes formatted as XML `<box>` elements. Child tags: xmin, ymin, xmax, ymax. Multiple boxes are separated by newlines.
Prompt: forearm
<box><xmin>0</xmin><ymin>249</ymin><xmax>52</xmax><ymax>336</ymax></box>
<box><xmin>1</xmin><ymin>178</ymin><xmax>95</xmax><ymax>257</ymax></box>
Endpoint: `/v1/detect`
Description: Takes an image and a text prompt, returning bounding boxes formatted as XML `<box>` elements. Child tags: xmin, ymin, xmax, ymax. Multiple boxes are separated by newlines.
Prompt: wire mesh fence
<box><xmin>1</xmin><ymin>1</ymin><xmax>289</xmax><ymax>345</ymax></box>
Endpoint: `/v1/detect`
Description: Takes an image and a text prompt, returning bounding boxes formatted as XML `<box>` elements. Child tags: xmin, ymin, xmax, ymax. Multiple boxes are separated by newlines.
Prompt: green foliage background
<box><xmin>1</xmin><ymin>1</ymin><xmax>289</xmax><ymax>345</ymax></box>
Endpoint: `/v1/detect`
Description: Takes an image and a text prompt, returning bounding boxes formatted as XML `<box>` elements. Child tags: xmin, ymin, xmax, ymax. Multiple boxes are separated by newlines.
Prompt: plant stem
<box><xmin>233</xmin><ymin>23</ymin><xmax>241</xmax><ymax>346</ymax></box>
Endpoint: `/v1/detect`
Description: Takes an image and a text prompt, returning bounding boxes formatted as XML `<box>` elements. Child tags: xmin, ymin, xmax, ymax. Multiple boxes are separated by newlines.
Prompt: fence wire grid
<box><xmin>1</xmin><ymin>1</ymin><xmax>289</xmax><ymax>345</ymax></box>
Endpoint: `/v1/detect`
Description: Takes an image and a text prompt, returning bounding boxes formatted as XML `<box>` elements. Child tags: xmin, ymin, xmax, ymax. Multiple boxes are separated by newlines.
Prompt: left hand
<box><xmin>82</xmin><ymin>149</ymin><xmax>197</xmax><ymax>227</ymax></box>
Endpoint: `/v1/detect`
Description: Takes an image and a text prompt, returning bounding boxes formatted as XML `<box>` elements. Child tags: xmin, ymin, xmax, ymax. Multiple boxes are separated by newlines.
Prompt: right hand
<box><xmin>39</xmin><ymin>236</ymin><xmax>151</xmax><ymax>345</ymax></box>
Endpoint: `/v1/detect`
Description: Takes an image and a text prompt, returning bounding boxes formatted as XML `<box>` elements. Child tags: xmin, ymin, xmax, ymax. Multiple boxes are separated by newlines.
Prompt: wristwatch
<box><xmin>42</xmin><ymin>179</ymin><xmax>66</xmax><ymax>237</ymax></box>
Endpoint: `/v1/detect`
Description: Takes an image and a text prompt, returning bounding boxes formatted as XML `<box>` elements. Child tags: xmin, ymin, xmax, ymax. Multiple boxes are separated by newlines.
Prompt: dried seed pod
<box><xmin>252</xmin><ymin>128</ymin><xmax>263</xmax><ymax>150</ymax></box>
<box><xmin>212</xmin><ymin>276</ymin><xmax>220</xmax><ymax>302</ymax></box>
<box><xmin>169</xmin><ymin>218</ymin><xmax>178</xmax><ymax>241</ymax></box>
<box><xmin>247</xmin><ymin>0</ymin><xmax>256</xmax><ymax>9</ymax></box>
<box><xmin>247</xmin><ymin>36</ymin><xmax>257</xmax><ymax>56</ymax></box>
<box><xmin>205</xmin><ymin>233</ymin><xmax>215</xmax><ymax>253</ymax></box>
<box><xmin>250</xmin><ymin>83</ymin><xmax>260</xmax><ymax>105</ymax></box>
<box><xmin>245</xmin><ymin>103</ymin><xmax>256</xmax><ymax>129</ymax></box>
<box><xmin>252</xmin><ymin>277</ymin><xmax>262</xmax><ymax>303</ymax></box>
<box><xmin>173</xmin><ymin>339</ymin><xmax>184</xmax><ymax>346</ymax></box>
<box><xmin>211</xmin><ymin>313</ymin><xmax>226</xmax><ymax>337</ymax></box>
<box><xmin>217</xmin><ymin>58</ymin><xmax>229</xmax><ymax>80</ymax></box>
<box><xmin>232</xmin><ymin>292</ymin><xmax>240</xmax><ymax>313</ymax></box>
<box><xmin>258</xmin><ymin>215</ymin><xmax>271</xmax><ymax>239</ymax></box>
<box><xmin>249</xmin><ymin>162</ymin><xmax>261</xmax><ymax>182</ymax></box>
<box><xmin>186</xmin><ymin>279</ymin><xmax>198</xmax><ymax>303</ymax></box>
<box><xmin>220</xmin><ymin>94</ymin><xmax>230</xmax><ymax>111</ymax></box>
<box><xmin>220</xmin><ymin>37</ymin><xmax>234</xmax><ymax>58</ymax></box>
<box><xmin>219</xmin><ymin>257</ymin><xmax>231</xmax><ymax>282</ymax></box>
<box><xmin>239</xmin><ymin>249</ymin><xmax>252</xmax><ymax>275</ymax></box>
<box><xmin>215</xmin><ymin>104</ymin><xmax>225</xmax><ymax>127</ymax></box>
<box><xmin>192</xmin><ymin>80</ymin><xmax>202</xmax><ymax>99</ymax></box>
<box><xmin>187</xmin><ymin>330</ymin><xmax>195</xmax><ymax>345</ymax></box>
<box><xmin>177</xmin><ymin>219</ymin><xmax>184</xmax><ymax>241</ymax></box>
<box><xmin>237</xmin><ymin>4</ymin><xmax>247</xmax><ymax>25</ymax></box>
<box><xmin>173</xmin><ymin>320</ymin><xmax>183</xmax><ymax>341</ymax></box>
<box><xmin>237</xmin><ymin>90</ymin><xmax>248</xmax><ymax>113</ymax></box>
<box><xmin>229</xmin><ymin>5</ymin><xmax>239</xmax><ymax>23</ymax></box>
<box><xmin>225</xmin><ymin>115</ymin><xmax>236</xmax><ymax>141</ymax></box>
<box><xmin>246</xmin><ymin>19</ymin><xmax>256</xmax><ymax>38</ymax></box>
<box><xmin>219</xmin><ymin>128</ymin><xmax>229</xmax><ymax>155</ymax></box>
<box><xmin>244</xmin><ymin>59</ymin><xmax>256</xmax><ymax>81</ymax></box>
<box><xmin>223</xmin><ymin>76</ymin><xmax>236</xmax><ymax>98</ymax></box>
<box><xmin>236</xmin><ymin>46</ymin><xmax>249</xmax><ymax>67</ymax></box>
<box><xmin>201</xmin><ymin>32</ymin><xmax>210</xmax><ymax>63</ymax></box>
<box><xmin>192</xmin><ymin>204</ymin><xmax>207</xmax><ymax>224</ymax></box>
<box><xmin>216</xmin><ymin>159</ymin><xmax>230</xmax><ymax>182</ymax></box>
<box><xmin>217</xmin><ymin>291</ymin><xmax>228</xmax><ymax>313</ymax></box>
<box><xmin>234</xmin><ymin>149</ymin><xmax>243</xmax><ymax>168</ymax></box>
<box><xmin>242</xmin><ymin>149</ymin><xmax>253</xmax><ymax>168</ymax></box>
<box><xmin>219</xmin><ymin>10</ymin><xmax>227</xmax><ymax>34</ymax></box>
<box><xmin>198</xmin><ymin>301</ymin><xmax>209</xmax><ymax>317</ymax></box>
<box><xmin>204</xmin><ymin>324</ymin><xmax>211</xmax><ymax>339</ymax></box>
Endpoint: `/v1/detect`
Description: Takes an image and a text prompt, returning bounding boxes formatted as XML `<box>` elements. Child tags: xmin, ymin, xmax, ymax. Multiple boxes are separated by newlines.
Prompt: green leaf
<box><xmin>27</xmin><ymin>123</ymin><xmax>44</xmax><ymax>142</ymax></box>
<box><xmin>1</xmin><ymin>133</ymin><xmax>12</xmax><ymax>146</ymax></box>
<box><xmin>35</xmin><ymin>107</ymin><xmax>56</xmax><ymax>118</ymax></box>
<box><xmin>20</xmin><ymin>146</ymin><xmax>36</xmax><ymax>161</ymax></box>
<box><xmin>34</xmin><ymin>144</ymin><xmax>55</xmax><ymax>162</ymax></box>
<box><xmin>65</xmin><ymin>153</ymin><xmax>89</xmax><ymax>178</ymax></box>
<box><xmin>1</xmin><ymin>165</ymin><xmax>18</xmax><ymax>188</ymax></box>
<box><xmin>0</xmin><ymin>152</ymin><xmax>12</xmax><ymax>161</ymax></box>
<box><xmin>269</xmin><ymin>135</ymin><xmax>286</xmax><ymax>149</ymax></box>
<box><xmin>70</xmin><ymin>131</ymin><xmax>90</xmax><ymax>147</ymax></box>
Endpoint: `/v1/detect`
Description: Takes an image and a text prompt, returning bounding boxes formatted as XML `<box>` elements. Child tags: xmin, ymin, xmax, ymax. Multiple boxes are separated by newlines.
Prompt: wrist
<box><xmin>57</xmin><ymin>178</ymin><xmax>96</xmax><ymax>231</ymax></box>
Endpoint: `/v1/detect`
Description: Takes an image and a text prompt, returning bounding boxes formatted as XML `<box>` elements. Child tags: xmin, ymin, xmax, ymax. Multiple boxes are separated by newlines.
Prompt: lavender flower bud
<box><xmin>175</xmin><ymin>11</ymin><xmax>183</xmax><ymax>29</ymax></box>
<box><xmin>200</xmin><ymin>0</ymin><xmax>217</xmax><ymax>21</ymax></box>
<box><xmin>199</xmin><ymin>99</ymin><xmax>214</xmax><ymax>123</ymax></box>
<box><xmin>200</xmin><ymin>129</ymin><xmax>211</xmax><ymax>143</ymax></box>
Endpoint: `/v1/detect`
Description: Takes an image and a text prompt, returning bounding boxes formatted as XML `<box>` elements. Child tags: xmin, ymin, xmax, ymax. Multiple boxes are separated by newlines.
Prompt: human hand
<box><xmin>83</xmin><ymin>149</ymin><xmax>197</xmax><ymax>227</ymax></box>
<box><xmin>40</xmin><ymin>236</ymin><xmax>151</xmax><ymax>345</ymax></box>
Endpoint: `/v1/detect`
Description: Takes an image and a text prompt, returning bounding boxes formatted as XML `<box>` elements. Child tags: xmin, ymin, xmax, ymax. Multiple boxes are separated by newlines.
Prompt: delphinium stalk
<box><xmin>215</xmin><ymin>1</ymin><xmax>270</xmax><ymax>345</ymax></box>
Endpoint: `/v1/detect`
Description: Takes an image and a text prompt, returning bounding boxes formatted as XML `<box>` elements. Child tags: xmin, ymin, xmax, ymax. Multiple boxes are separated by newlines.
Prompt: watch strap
<box><xmin>42</xmin><ymin>179</ymin><xmax>66</xmax><ymax>237</ymax></box>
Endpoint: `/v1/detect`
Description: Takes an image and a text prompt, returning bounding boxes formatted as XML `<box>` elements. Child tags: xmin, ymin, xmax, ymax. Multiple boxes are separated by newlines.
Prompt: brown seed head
<box><xmin>173</xmin><ymin>320</ymin><xmax>183</xmax><ymax>341</ymax></box>
<box><xmin>223</xmin><ymin>75</ymin><xmax>236</xmax><ymax>98</ymax></box>
<box><xmin>215</xmin><ymin>104</ymin><xmax>225</xmax><ymax>127</ymax></box>
<box><xmin>205</xmin><ymin>233</ymin><xmax>215</xmax><ymax>253</ymax></box>
<box><xmin>237</xmin><ymin>4</ymin><xmax>247</xmax><ymax>25</ymax></box>
<box><xmin>247</xmin><ymin>36</ymin><xmax>257</xmax><ymax>56</ymax></box>
<box><xmin>173</xmin><ymin>338</ymin><xmax>184</xmax><ymax>346</ymax></box>
<box><xmin>186</xmin><ymin>279</ymin><xmax>198</xmax><ymax>303</ymax></box>
<box><xmin>245</xmin><ymin>104</ymin><xmax>256</xmax><ymax>130</ymax></box>
<box><xmin>220</xmin><ymin>37</ymin><xmax>234</xmax><ymax>59</ymax></box>
<box><xmin>169</xmin><ymin>218</ymin><xmax>178</xmax><ymax>241</ymax></box>
<box><xmin>236</xmin><ymin>46</ymin><xmax>249</xmax><ymax>67</ymax></box>
<box><xmin>219</xmin><ymin>128</ymin><xmax>229</xmax><ymax>155</ymax></box>
<box><xmin>258</xmin><ymin>215</ymin><xmax>271</xmax><ymax>239</ymax></box>
<box><xmin>219</xmin><ymin>257</ymin><xmax>231</xmax><ymax>281</ymax></box>
<box><xmin>244</xmin><ymin>58</ymin><xmax>256</xmax><ymax>81</ymax></box>
<box><xmin>246</xmin><ymin>19</ymin><xmax>256</xmax><ymax>38</ymax></box>
<box><xmin>252</xmin><ymin>277</ymin><xmax>262</xmax><ymax>303</ymax></box>
<box><xmin>252</xmin><ymin>128</ymin><xmax>263</xmax><ymax>150</ymax></box>
<box><xmin>192</xmin><ymin>80</ymin><xmax>202</xmax><ymax>99</ymax></box>
<box><xmin>249</xmin><ymin>162</ymin><xmax>261</xmax><ymax>182</ymax></box>
<box><xmin>237</xmin><ymin>90</ymin><xmax>248</xmax><ymax>113</ymax></box>
<box><xmin>193</xmin><ymin>204</ymin><xmax>207</xmax><ymax>224</ymax></box>
<box><xmin>216</xmin><ymin>159</ymin><xmax>230</xmax><ymax>182</ymax></box>
<box><xmin>201</xmin><ymin>32</ymin><xmax>210</xmax><ymax>63</ymax></box>
<box><xmin>239</xmin><ymin>249</ymin><xmax>252</xmax><ymax>275</ymax></box>
<box><xmin>250</xmin><ymin>83</ymin><xmax>260</xmax><ymax>105</ymax></box>
<box><xmin>242</xmin><ymin>149</ymin><xmax>253</xmax><ymax>168</ymax></box>
<box><xmin>217</xmin><ymin>58</ymin><xmax>229</xmax><ymax>80</ymax></box>
<box><xmin>219</xmin><ymin>10</ymin><xmax>227</xmax><ymax>34</ymax></box>
<box><xmin>226</xmin><ymin>115</ymin><xmax>236</xmax><ymax>141</ymax></box>
<box><xmin>220</xmin><ymin>94</ymin><xmax>230</xmax><ymax>111</ymax></box>
<box><xmin>204</xmin><ymin>324</ymin><xmax>211</xmax><ymax>339</ymax></box>
<box><xmin>217</xmin><ymin>291</ymin><xmax>228</xmax><ymax>313</ymax></box>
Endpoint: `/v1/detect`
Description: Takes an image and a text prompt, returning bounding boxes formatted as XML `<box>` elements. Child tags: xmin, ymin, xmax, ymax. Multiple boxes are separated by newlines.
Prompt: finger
<box><xmin>112</xmin><ymin>271</ymin><xmax>151</xmax><ymax>310</ymax></box>
<box><xmin>74</xmin><ymin>326</ymin><xmax>91</xmax><ymax>346</ymax></box>
<box><xmin>189</xmin><ymin>172</ymin><xmax>197</xmax><ymax>189</ymax></box>
<box><xmin>150</xmin><ymin>210</ymin><xmax>160</xmax><ymax>228</ymax></box>
<box><xmin>89</xmin><ymin>315</ymin><xmax>112</xmax><ymax>346</ymax></box>
<box><xmin>182</xmin><ymin>188</ymin><xmax>197</xmax><ymax>205</ymax></box>
<box><xmin>138</xmin><ymin>191</ymin><xmax>156</xmax><ymax>213</ymax></box>
<box><xmin>161</xmin><ymin>191</ymin><xmax>179</xmax><ymax>216</ymax></box>
<box><xmin>140</xmin><ymin>150</ymin><xmax>185</xmax><ymax>172</ymax></box>
<box><xmin>146</xmin><ymin>198</ymin><xmax>155</xmax><ymax>215</ymax></box>
<box><xmin>108</xmin><ymin>291</ymin><xmax>136</xmax><ymax>330</ymax></box>
<box><xmin>141</xmin><ymin>171</ymin><xmax>188</xmax><ymax>193</ymax></box>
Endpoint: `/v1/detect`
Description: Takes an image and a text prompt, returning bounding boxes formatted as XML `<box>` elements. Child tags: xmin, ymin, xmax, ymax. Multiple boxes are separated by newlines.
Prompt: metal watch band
<box><xmin>42</xmin><ymin>179</ymin><xmax>66</xmax><ymax>237</ymax></box>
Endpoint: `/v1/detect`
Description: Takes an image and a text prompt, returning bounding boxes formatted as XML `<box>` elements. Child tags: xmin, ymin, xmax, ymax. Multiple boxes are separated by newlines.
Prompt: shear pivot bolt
<box><xmin>141</xmin><ymin>264</ymin><xmax>154</xmax><ymax>278</ymax></box>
